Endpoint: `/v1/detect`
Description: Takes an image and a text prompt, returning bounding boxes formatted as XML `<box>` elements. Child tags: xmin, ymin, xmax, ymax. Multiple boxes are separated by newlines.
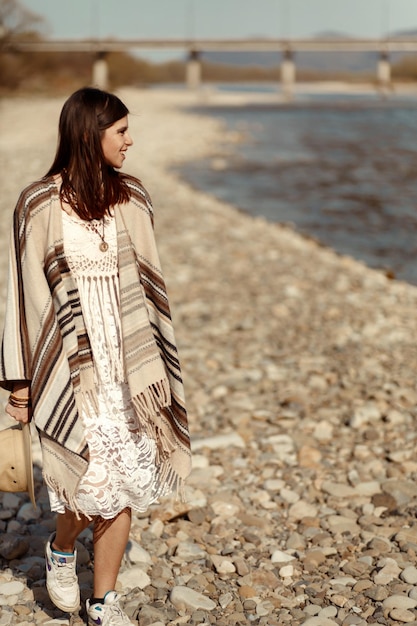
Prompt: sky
<box><xmin>19</xmin><ymin>0</ymin><xmax>417</xmax><ymax>60</ymax></box>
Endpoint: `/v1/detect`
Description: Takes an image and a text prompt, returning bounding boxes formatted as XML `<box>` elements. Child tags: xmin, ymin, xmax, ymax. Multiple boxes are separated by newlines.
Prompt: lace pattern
<box><xmin>62</xmin><ymin>212</ymin><xmax>118</xmax><ymax>276</ymax></box>
<box><xmin>47</xmin><ymin>212</ymin><xmax>159</xmax><ymax>518</ymax></box>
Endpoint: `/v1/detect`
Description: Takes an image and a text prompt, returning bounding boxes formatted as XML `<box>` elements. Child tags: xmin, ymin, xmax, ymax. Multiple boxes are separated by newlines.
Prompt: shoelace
<box><xmin>53</xmin><ymin>558</ymin><xmax>77</xmax><ymax>586</ymax></box>
<box><xmin>107</xmin><ymin>601</ymin><xmax>131</xmax><ymax>625</ymax></box>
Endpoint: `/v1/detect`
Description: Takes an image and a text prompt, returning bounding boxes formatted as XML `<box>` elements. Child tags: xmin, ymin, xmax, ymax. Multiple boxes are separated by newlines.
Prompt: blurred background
<box><xmin>3</xmin><ymin>0</ymin><xmax>417</xmax><ymax>283</ymax></box>
<box><xmin>4</xmin><ymin>0</ymin><xmax>417</xmax><ymax>92</ymax></box>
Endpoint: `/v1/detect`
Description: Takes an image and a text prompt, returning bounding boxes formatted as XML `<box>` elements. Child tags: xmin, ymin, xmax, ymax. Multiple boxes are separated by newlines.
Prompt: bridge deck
<box><xmin>6</xmin><ymin>37</ymin><xmax>417</xmax><ymax>53</ymax></box>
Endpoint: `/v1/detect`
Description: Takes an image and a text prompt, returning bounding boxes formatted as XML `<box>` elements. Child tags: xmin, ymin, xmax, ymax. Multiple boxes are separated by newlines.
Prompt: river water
<box><xmin>178</xmin><ymin>86</ymin><xmax>417</xmax><ymax>285</ymax></box>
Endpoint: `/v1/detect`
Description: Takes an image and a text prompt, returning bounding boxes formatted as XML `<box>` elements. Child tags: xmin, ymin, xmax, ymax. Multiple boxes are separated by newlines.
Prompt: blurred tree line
<box><xmin>1</xmin><ymin>0</ymin><xmax>417</xmax><ymax>94</ymax></box>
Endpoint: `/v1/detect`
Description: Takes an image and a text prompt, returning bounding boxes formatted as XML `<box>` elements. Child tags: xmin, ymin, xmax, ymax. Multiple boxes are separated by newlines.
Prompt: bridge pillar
<box><xmin>92</xmin><ymin>52</ymin><xmax>109</xmax><ymax>90</ymax></box>
<box><xmin>186</xmin><ymin>49</ymin><xmax>202</xmax><ymax>90</ymax></box>
<box><xmin>281</xmin><ymin>48</ymin><xmax>296</xmax><ymax>101</ymax></box>
<box><xmin>377</xmin><ymin>50</ymin><xmax>391</xmax><ymax>93</ymax></box>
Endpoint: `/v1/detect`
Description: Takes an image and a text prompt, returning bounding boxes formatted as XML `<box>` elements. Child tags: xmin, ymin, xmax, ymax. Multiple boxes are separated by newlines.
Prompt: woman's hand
<box><xmin>6</xmin><ymin>384</ymin><xmax>32</xmax><ymax>424</ymax></box>
<box><xmin>6</xmin><ymin>402</ymin><xmax>32</xmax><ymax>424</ymax></box>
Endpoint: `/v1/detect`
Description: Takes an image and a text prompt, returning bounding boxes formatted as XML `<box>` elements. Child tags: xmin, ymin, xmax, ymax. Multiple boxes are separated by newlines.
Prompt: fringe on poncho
<box><xmin>0</xmin><ymin>175</ymin><xmax>191</xmax><ymax>516</ymax></box>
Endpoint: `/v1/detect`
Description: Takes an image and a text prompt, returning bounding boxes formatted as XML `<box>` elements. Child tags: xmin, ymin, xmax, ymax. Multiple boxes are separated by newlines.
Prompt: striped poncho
<box><xmin>0</xmin><ymin>176</ymin><xmax>191</xmax><ymax>515</ymax></box>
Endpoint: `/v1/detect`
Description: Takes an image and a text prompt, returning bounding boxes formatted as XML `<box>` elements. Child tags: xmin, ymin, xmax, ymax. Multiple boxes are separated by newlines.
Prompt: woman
<box><xmin>0</xmin><ymin>87</ymin><xmax>191</xmax><ymax>625</ymax></box>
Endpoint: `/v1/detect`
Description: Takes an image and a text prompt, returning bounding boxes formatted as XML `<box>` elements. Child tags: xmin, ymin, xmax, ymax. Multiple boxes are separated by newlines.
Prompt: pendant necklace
<box><xmin>89</xmin><ymin>218</ymin><xmax>109</xmax><ymax>252</ymax></box>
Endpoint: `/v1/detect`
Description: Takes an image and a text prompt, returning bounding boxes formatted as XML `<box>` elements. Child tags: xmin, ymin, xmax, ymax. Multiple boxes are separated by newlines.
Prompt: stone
<box><xmin>383</xmin><ymin>595</ymin><xmax>417</xmax><ymax>610</ymax></box>
<box><xmin>148</xmin><ymin>519</ymin><xmax>164</xmax><ymax>538</ymax></box>
<box><xmin>313</xmin><ymin>421</ymin><xmax>334</xmax><ymax>441</ymax></box>
<box><xmin>279</xmin><ymin>565</ymin><xmax>294</xmax><ymax>578</ymax></box>
<box><xmin>256</xmin><ymin>600</ymin><xmax>274</xmax><ymax>616</ymax></box>
<box><xmin>329</xmin><ymin>576</ymin><xmax>357</xmax><ymax>587</ymax></box>
<box><xmin>350</xmin><ymin>403</ymin><xmax>381</xmax><ymax>428</ymax></box>
<box><xmin>355</xmin><ymin>481</ymin><xmax>381</xmax><ymax>496</ymax></box>
<box><xmin>372</xmin><ymin>492</ymin><xmax>397</xmax><ymax>511</ymax></box>
<box><xmin>326</xmin><ymin>515</ymin><xmax>360</xmax><ymax>534</ymax></box>
<box><xmin>319</xmin><ymin>606</ymin><xmax>338</xmax><ymax>618</ymax></box>
<box><xmin>211</xmin><ymin>500</ymin><xmax>240</xmax><ymax>517</ymax></box>
<box><xmin>401</xmin><ymin>566</ymin><xmax>417</xmax><ymax>585</ymax></box>
<box><xmin>288</xmin><ymin>500</ymin><xmax>318</xmax><ymax>521</ymax></box>
<box><xmin>117</xmin><ymin>566</ymin><xmax>151</xmax><ymax>590</ymax></box>
<box><xmin>16</xmin><ymin>503</ymin><xmax>41</xmax><ymax>522</ymax></box>
<box><xmin>365</xmin><ymin>585</ymin><xmax>389</xmax><ymax>602</ymax></box>
<box><xmin>321</xmin><ymin>481</ymin><xmax>357</xmax><ymax>498</ymax></box>
<box><xmin>219</xmin><ymin>592</ymin><xmax>233</xmax><ymax>609</ymax></box>
<box><xmin>238</xmin><ymin>585</ymin><xmax>257</xmax><ymax>599</ymax></box>
<box><xmin>298</xmin><ymin>445</ymin><xmax>322</xmax><ymax>468</ymax></box>
<box><xmin>175</xmin><ymin>542</ymin><xmax>207</xmax><ymax>562</ymax></box>
<box><xmin>304</xmin><ymin>605</ymin><xmax>320</xmax><ymax>616</ymax></box>
<box><xmin>367</xmin><ymin>537</ymin><xmax>393</xmax><ymax>553</ymax></box>
<box><xmin>373</xmin><ymin>558</ymin><xmax>402</xmax><ymax>584</ymax></box>
<box><xmin>1</xmin><ymin>494</ymin><xmax>21</xmax><ymax>510</ymax></box>
<box><xmin>263</xmin><ymin>478</ymin><xmax>285</xmax><ymax>492</ymax></box>
<box><xmin>353</xmin><ymin>580</ymin><xmax>373</xmax><ymax>592</ymax></box>
<box><xmin>233</xmin><ymin>557</ymin><xmax>250</xmax><ymax>577</ymax></box>
<box><xmin>271</xmin><ymin>549</ymin><xmax>296</xmax><ymax>564</ymax></box>
<box><xmin>0</xmin><ymin>581</ymin><xmax>25</xmax><ymax>596</ymax></box>
<box><xmin>303</xmin><ymin>550</ymin><xmax>327</xmax><ymax>570</ymax></box>
<box><xmin>0</xmin><ymin>612</ymin><xmax>14</xmax><ymax>626</ymax></box>
<box><xmin>382</xmin><ymin>480</ymin><xmax>417</xmax><ymax>507</ymax></box>
<box><xmin>330</xmin><ymin>594</ymin><xmax>349</xmax><ymax>607</ymax></box>
<box><xmin>389</xmin><ymin>607</ymin><xmax>416</xmax><ymax>623</ymax></box>
<box><xmin>286</xmin><ymin>532</ymin><xmax>306</xmax><ymax>550</ymax></box>
<box><xmin>191</xmin><ymin>433</ymin><xmax>245</xmax><ymax>451</ymax></box>
<box><xmin>342</xmin><ymin>617</ymin><xmax>366</xmax><ymax>626</ymax></box>
<box><xmin>301</xmin><ymin>618</ymin><xmax>339</xmax><ymax>626</ymax></box>
<box><xmin>343</xmin><ymin>561</ymin><xmax>371</xmax><ymax>577</ymax></box>
<box><xmin>138</xmin><ymin>605</ymin><xmax>167</xmax><ymax>626</ymax></box>
<box><xmin>209</xmin><ymin>555</ymin><xmax>236</xmax><ymax>575</ymax></box>
<box><xmin>396</xmin><ymin>525</ymin><xmax>417</xmax><ymax>549</ymax></box>
<box><xmin>169</xmin><ymin>586</ymin><xmax>216</xmax><ymax>611</ymax></box>
<box><xmin>279</xmin><ymin>488</ymin><xmax>300</xmax><ymax>504</ymax></box>
<box><xmin>408</xmin><ymin>588</ymin><xmax>417</xmax><ymax>601</ymax></box>
<box><xmin>125</xmin><ymin>540</ymin><xmax>152</xmax><ymax>565</ymax></box>
<box><xmin>0</xmin><ymin>535</ymin><xmax>30</xmax><ymax>560</ymax></box>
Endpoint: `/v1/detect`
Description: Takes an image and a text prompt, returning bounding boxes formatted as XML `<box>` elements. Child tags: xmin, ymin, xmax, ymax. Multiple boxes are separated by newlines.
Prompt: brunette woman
<box><xmin>0</xmin><ymin>87</ymin><xmax>191</xmax><ymax>625</ymax></box>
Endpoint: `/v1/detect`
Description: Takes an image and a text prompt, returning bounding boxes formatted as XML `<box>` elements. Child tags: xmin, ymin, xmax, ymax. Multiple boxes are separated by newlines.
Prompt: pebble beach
<box><xmin>1</xmin><ymin>87</ymin><xmax>417</xmax><ymax>625</ymax></box>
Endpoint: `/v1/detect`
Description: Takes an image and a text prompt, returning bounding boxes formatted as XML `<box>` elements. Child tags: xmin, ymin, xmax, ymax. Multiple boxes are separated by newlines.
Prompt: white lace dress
<box><xmin>47</xmin><ymin>211</ymin><xmax>158</xmax><ymax>519</ymax></box>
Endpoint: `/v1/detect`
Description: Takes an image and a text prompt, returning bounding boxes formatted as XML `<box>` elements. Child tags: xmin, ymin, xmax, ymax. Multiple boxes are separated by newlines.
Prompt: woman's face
<box><xmin>101</xmin><ymin>116</ymin><xmax>133</xmax><ymax>168</ymax></box>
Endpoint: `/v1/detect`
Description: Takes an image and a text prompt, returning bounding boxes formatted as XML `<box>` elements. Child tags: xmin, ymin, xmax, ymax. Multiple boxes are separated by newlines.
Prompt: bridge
<box><xmin>7</xmin><ymin>36</ymin><xmax>417</xmax><ymax>97</ymax></box>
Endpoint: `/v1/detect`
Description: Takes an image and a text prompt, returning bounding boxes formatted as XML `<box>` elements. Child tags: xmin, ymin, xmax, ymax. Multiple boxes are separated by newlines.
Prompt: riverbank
<box><xmin>1</xmin><ymin>87</ymin><xmax>417</xmax><ymax>625</ymax></box>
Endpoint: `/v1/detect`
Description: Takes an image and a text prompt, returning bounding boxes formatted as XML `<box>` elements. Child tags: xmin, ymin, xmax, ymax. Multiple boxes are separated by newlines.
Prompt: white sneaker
<box><xmin>87</xmin><ymin>591</ymin><xmax>133</xmax><ymax>625</ymax></box>
<box><xmin>45</xmin><ymin>534</ymin><xmax>80</xmax><ymax>613</ymax></box>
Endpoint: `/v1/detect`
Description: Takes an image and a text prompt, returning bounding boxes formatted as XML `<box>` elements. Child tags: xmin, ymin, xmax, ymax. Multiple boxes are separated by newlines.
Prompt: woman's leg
<box><xmin>92</xmin><ymin>508</ymin><xmax>132</xmax><ymax>597</ymax></box>
<box><xmin>53</xmin><ymin>508</ymin><xmax>91</xmax><ymax>552</ymax></box>
<box><xmin>45</xmin><ymin>510</ymin><xmax>90</xmax><ymax>613</ymax></box>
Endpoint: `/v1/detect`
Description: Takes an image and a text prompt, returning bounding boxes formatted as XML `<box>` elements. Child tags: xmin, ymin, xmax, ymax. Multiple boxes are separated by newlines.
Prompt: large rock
<box><xmin>0</xmin><ymin>535</ymin><xmax>30</xmax><ymax>560</ymax></box>
<box><xmin>169</xmin><ymin>586</ymin><xmax>216</xmax><ymax>611</ymax></box>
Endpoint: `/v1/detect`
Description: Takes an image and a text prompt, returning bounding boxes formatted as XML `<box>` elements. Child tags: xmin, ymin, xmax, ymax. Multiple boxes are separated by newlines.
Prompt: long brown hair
<box><xmin>46</xmin><ymin>87</ymin><xmax>131</xmax><ymax>220</ymax></box>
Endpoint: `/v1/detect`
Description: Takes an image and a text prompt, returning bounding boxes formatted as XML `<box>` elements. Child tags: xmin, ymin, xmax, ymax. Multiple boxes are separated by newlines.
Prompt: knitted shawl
<box><xmin>0</xmin><ymin>176</ymin><xmax>191</xmax><ymax>516</ymax></box>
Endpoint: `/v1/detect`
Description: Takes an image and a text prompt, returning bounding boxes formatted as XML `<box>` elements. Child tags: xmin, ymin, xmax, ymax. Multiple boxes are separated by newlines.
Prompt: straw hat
<box><xmin>0</xmin><ymin>423</ymin><xmax>36</xmax><ymax>508</ymax></box>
